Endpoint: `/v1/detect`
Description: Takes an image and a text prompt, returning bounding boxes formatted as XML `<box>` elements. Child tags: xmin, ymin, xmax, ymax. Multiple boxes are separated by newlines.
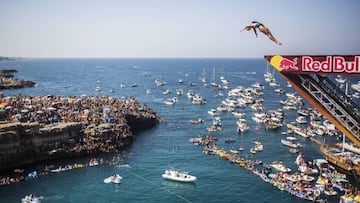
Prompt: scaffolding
<box><xmin>265</xmin><ymin>55</ymin><xmax>360</xmax><ymax>147</ymax></box>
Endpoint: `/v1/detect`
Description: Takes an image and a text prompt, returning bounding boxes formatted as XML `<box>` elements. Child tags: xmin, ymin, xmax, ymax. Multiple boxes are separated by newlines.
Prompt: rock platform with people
<box><xmin>0</xmin><ymin>94</ymin><xmax>160</xmax><ymax>171</ymax></box>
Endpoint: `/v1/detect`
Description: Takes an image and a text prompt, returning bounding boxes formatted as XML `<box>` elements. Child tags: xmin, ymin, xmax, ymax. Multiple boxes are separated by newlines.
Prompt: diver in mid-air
<box><xmin>240</xmin><ymin>21</ymin><xmax>282</xmax><ymax>45</ymax></box>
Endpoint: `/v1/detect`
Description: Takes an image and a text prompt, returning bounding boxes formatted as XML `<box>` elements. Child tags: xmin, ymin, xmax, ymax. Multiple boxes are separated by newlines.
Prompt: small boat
<box><xmin>231</xmin><ymin>111</ymin><xmax>246</xmax><ymax>118</ymax></box>
<box><xmin>230</xmin><ymin>148</ymin><xmax>238</xmax><ymax>154</ymax></box>
<box><xmin>289</xmin><ymin>148</ymin><xmax>299</xmax><ymax>153</ymax></box>
<box><xmin>162</xmin><ymin>168</ymin><xmax>197</xmax><ymax>183</ymax></box>
<box><xmin>21</xmin><ymin>194</ymin><xmax>41</xmax><ymax>203</ymax></box>
<box><xmin>207</xmin><ymin>125</ymin><xmax>222</xmax><ymax>132</ymax></box>
<box><xmin>238</xmin><ymin>146</ymin><xmax>244</xmax><ymax>151</ymax></box>
<box><xmin>164</xmin><ymin>98</ymin><xmax>177</xmax><ymax>105</ymax></box>
<box><xmin>207</xmin><ymin>109</ymin><xmax>218</xmax><ymax>116</ymax></box>
<box><xmin>250</xmin><ymin>147</ymin><xmax>256</xmax><ymax>154</ymax></box>
<box><xmin>176</xmin><ymin>88</ymin><xmax>184</xmax><ymax>95</ymax></box>
<box><xmin>271</xmin><ymin>162</ymin><xmax>291</xmax><ymax>173</ymax></box>
<box><xmin>190</xmin><ymin>118</ymin><xmax>204</xmax><ymax>124</ymax></box>
<box><xmin>251</xmin><ymin>140</ymin><xmax>263</xmax><ymax>152</ymax></box>
<box><xmin>281</xmin><ymin>137</ymin><xmax>301</xmax><ymax>148</ymax></box>
<box><xmin>274</xmin><ymin>88</ymin><xmax>285</xmax><ymax>93</ymax></box>
<box><xmin>236</xmin><ymin>119</ymin><xmax>250</xmax><ymax>133</ymax></box>
<box><xmin>296</xmin><ymin>116</ymin><xmax>307</xmax><ymax>124</ymax></box>
<box><xmin>104</xmin><ymin>173</ymin><xmax>122</xmax><ymax>184</ymax></box>
<box><xmin>254</xmin><ymin>142</ymin><xmax>263</xmax><ymax>152</ymax></box>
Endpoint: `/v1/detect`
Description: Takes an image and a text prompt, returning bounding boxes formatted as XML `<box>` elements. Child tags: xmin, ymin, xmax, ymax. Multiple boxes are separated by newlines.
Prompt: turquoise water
<box><xmin>0</xmin><ymin>58</ymin><xmax>353</xmax><ymax>202</ymax></box>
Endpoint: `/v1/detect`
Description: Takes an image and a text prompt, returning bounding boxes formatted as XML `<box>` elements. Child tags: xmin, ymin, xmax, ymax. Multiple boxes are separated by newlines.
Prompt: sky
<box><xmin>1</xmin><ymin>0</ymin><xmax>360</xmax><ymax>58</ymax></box>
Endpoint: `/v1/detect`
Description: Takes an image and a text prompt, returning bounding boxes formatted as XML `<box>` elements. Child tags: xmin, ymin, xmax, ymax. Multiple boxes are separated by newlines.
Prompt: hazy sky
<box><xmin>1</xmin><ymin>0</ymin><xmax>360</xmax><ymax>58</ymax></box>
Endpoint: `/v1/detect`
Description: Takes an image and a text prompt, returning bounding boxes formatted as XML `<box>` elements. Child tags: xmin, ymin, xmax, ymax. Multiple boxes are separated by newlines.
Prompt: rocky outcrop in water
<box><xmin>0</xmin><ymin>69</ymin><xmax>36</xmax><ymax>89</ymax></box>
<box><xmin>0</xmin><ymin>94</ymin><xmax>160</xmax><ymax>171</ymax></box>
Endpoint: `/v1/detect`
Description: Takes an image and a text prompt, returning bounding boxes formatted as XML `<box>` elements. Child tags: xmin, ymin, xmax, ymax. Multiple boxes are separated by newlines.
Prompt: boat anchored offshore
<box><xmin>104</xmin><ymin>173</ymin><xmax>122</xmax><ymax>184</ymax></box>
<box><xmin>162</xmin><ymin>168</ymin><xmax>197</xmax><ymax>183</ymax></box>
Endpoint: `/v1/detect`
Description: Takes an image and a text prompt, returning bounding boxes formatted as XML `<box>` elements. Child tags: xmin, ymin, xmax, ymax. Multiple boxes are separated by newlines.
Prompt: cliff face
<box><xmin>125</xmin><ymin>114</ymin><xmax>159</xmax><ymax>133</ymax></box>
<box><xmin>0</xmin><ymin>122</ymin><xmax>83</xmax><ymax>170</ymax></box>
<box><xmin>0</xmin><ymin>115</ymin><xmax>159</xmax><ymax>171</ymax></box>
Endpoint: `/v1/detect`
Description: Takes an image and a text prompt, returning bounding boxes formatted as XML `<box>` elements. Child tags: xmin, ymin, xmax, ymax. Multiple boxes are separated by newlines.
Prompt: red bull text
<box><xmin>302</xmin><ymin>56</ymin><xmax>360</xmax><ymax>74</ymax></box>
<box><xmin>265</xmin><ymin>55</ymin><xmax>360</xmax><ymax>76</ymax></box>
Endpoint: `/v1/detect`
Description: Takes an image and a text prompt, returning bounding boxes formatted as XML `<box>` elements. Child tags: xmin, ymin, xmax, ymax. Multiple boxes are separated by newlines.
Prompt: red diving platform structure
<box><xmin>265</xmin><ymin>55</ymin><xmax>360</xmax><ymax>177</ymax></box>
<box><xmin>264</xmin><ymin>55</ymin><xmax>360</xmax><ymax>146</ymax></box>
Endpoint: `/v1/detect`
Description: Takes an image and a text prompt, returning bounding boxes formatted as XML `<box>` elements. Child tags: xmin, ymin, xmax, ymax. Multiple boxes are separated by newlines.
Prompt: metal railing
<box><xmin>300</xmin><ymin>75</ymin><xmax>360</xmax><ymax>139</ymax></box>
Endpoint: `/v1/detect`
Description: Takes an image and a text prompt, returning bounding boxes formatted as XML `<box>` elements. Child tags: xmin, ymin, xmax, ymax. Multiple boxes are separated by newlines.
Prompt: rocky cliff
<box><xmin>0</xmin><ymin>115</ymin><xmax>159</xmax><ymax>171</ymax></box>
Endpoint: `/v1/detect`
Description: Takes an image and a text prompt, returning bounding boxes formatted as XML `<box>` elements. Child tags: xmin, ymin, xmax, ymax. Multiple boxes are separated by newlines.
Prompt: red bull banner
<box><xmin>264</xmin><ymin>55</ymin><xmax>360</xmax><ymax>76</ymax></box>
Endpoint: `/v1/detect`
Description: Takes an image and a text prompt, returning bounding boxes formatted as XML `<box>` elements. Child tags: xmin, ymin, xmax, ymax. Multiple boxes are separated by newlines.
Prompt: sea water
<box><xmin>0</xmin><ymin>58</ymin><xmax>356</xmax><ymax>203</ymax></box>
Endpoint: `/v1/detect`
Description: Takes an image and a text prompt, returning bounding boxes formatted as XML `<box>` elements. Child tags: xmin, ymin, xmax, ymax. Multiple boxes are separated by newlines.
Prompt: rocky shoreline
<box><xmin>0</xmin><ymin>69</ymin><xmax>36</xmax><ymax>89</ymax></box>
<box><xmin>0</xmin><ymin>95</ymin><xmax>160</xmax><ymax>171</ymax></box>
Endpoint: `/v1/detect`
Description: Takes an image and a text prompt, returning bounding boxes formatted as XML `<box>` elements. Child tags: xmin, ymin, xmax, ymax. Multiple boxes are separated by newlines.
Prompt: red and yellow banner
<box><xmin>264</xmin><ymin>55</ymin><xmax>360</xmax><ymax>76</ymax></box>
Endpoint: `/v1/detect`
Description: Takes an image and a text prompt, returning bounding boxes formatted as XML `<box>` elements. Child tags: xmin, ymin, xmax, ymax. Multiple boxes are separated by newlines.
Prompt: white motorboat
<box><xmin>104</xmin><ymin>174</ymin><xmax>122</xmax><ymax>184</ymax></box>
<box><xmin>162</xmin><ymin>89</ymin><xmax>172</xmax><ymax>95</ymax></box>
<box><xmin>164</xmin><ymin>97</ymin><xmax>177</xmax><ymax>105</ymax></box>
<box><xmin>281</xmin><ymin>137</ymin><xmax>301</xmax><ymax>148</ymax></box>
<box><xmin>271</xmin><ymin>162</ymin><xmax>291</xmax><ymax>173</ymax></box>
<box><xmin>231</xmin><ymin>111</ymin><xmax>246</xmax><ymax>118</ymax></box>
<box><xmin>293</xmin><ymin>127</ymin><xmax>310</xmax><ymax>138</ymax></box>
<box><xmin>236</xmin><ymin>119</ymin><xmax>249</xmax><ymax>133</ymax></box>
<box><xmin>162</xmin><ymin>168</ymin><xmax>197</xmax><ymax>183</ymax></box>
<box><xmin>21</xmin><ymin>194</ymin><xmax>41</xmax><ymax>203</ymax></box>
<box><xmin>296</xmin><ymin>116</ymin><xmax>307</xmax><ymax>124</ymax></box>
<box><xmin>254</xmin><ymin>140</ymin><xmax>263</xmax><ymax>152</ymax></box>
<box><xmin>146</xmin><ymin>89</ymin><xmax>152</xmax><ymax>94</ymax></box>
<box><xmin>192</xmin><ymin>94</ymin><xmax>207</xmax><ymax>104</ymax></box>
<box><xmin>208</xmin><ymin>108</ymin><xmax>218</xmax><ymax>116</ymax></box>
<box><xmin>274</xmin><ymin>88</ymin><xmax>285</xmax><ymax>93</ymax></box>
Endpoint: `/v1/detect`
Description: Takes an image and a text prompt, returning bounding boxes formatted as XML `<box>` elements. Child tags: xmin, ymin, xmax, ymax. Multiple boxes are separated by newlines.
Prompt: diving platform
<box><xmin>264</xmin><ymin>55</ymin><xmax>360</xmax><ymax>146</ymax></box>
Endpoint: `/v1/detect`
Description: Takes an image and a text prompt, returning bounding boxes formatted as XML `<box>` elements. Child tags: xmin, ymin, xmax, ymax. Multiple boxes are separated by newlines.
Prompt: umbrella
<box><xmin>102</xmin><ymin>129</ymin><xmax>111</xmax><ymax>133</ymax></box>
<box><xmin>0</xmin><ymin>102</ymin><xmax>8</xmax><ymax>108</ymax></box>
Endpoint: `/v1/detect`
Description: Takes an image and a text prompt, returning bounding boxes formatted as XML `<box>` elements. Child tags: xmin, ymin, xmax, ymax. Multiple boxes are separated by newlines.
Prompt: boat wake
<box><xmin>117</xmin><ymin>164</ymin><xmax>131</xmax><ymax>168</ymax></box>
<box><xmin>42</xmin><ymin>195</ymin><xmax>64</xmax><ymax>201</ymax></box>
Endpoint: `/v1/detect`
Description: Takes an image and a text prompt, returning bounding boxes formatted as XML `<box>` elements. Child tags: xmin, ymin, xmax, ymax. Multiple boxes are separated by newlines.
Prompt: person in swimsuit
<box><xmin>241</xmin><ymin>21</ymin><xmax>282</xmax><ymax>45</ymax></box>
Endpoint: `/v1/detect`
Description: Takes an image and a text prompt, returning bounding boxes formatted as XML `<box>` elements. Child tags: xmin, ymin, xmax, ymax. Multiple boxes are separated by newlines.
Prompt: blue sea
<box><xmin>0</xmin><ymin>58</ymin><xmax>355</xmax><ymax>203</ymax></box>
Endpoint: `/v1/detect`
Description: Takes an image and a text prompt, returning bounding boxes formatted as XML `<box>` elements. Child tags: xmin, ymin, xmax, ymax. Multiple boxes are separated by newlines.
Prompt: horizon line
<box><xmin>1</xmin><ymin>56</ymin><xmax>265</xmax><ymax>60</ymax></box>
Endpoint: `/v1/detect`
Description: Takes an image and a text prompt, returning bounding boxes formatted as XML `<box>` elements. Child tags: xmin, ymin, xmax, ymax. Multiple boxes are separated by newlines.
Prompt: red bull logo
<box><xmin>269</xmin><ymin>55</ymin><xmax>298</xmax><ymax>72</ymax></box>
<box><xmin>267</xmin><ymin>55</ymin><xmax>360</xmax><ymax>75</ymax></box>
<box><xmin>302</xmin><ymin>56</ymin><xmax>360</xmax><ymax>74</ymax></box>
<box><xmin>279</xmin><ymin>57</ymin><xmax>298</xmax><ymax>71</ymax></box>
